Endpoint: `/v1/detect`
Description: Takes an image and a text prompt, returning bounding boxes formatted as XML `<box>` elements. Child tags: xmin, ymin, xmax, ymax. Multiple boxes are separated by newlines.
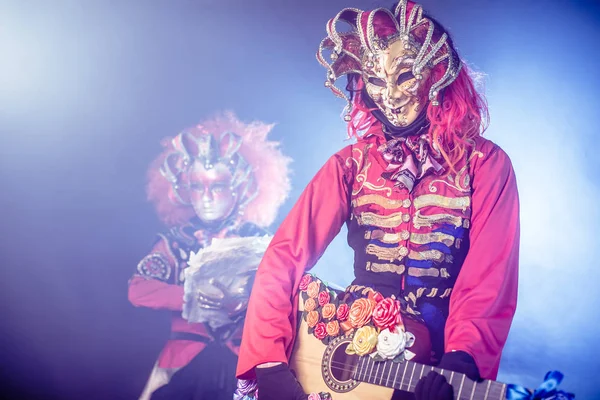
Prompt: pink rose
<box><xmin>299</xmin><ymin>274</ymin><xmax>312</xmax><ymax>291</ymax></box>
<box><xmin>336</xmin><ymin>303</ymin><xmax>349</xmax><ymax>321</ymax></box>
<box><xmin>318</xmin><ymin>290</ymin><xmax>331</xmax><ymax>306</ymax></box>
<box><xmin>308</xmin><ymin>393</ymin><xmax>321</xmax><ymax>400</ymax></box>
<box><xmin>372</xmin><ymin>298</ymin><xmax>401</xmax><ymax>331</ymax></box>
<box><xmin>314</xmin><ymin>322</ymin><xmax>327</xmax><ymax>340</ymax></box>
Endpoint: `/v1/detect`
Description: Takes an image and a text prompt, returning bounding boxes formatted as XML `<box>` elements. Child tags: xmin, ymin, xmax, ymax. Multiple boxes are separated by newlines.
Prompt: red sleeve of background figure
<box><xmin>128</xmin><ymin>238</ymin><xmax>185</xmax><ymax>311</ymax></box>
<box><xmin>236</xmin><ymin>150</ymin><xmax>352</xmax><ymax>379</ymax></box>
<box><xmin>444</xmin><ymin>142</ymin><xmax>520</xmax><ymax>380</ymax></box>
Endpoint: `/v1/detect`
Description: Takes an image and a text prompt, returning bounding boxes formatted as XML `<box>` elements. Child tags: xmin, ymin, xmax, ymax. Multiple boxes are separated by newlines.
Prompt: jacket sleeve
<box><xmin>444</xmin><ymin>144</ymin><xmax>520</xmax><ymax>380</ymax></box>
<box><xmin>236</xmin><ymin>151</ymin><xmax>353</xmax><ymax>379</ymax></box>
<box><xmin>128</xmin><ymin>238</ymin><xmax>185</xmax><ymax>311</ymax></box>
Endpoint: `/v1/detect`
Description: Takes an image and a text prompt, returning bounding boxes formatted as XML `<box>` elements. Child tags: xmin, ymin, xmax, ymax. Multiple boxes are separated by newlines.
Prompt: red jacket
<box><xmin>236</xmin><ymin>134</ymin><xmax>519</xmax><ymax>380</ymax></box>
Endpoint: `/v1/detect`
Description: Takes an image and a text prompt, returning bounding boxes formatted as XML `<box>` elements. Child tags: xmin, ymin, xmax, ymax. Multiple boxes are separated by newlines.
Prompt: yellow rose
<box><xmin>347</xmin><ymin>326</ymin><xmax>378</xmax><ymax>356</ymax></box>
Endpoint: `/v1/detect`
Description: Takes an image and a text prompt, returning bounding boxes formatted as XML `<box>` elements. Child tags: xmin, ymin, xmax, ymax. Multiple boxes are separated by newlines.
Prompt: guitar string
<box><xmin>308</xmin><ymin>360</ymin><xmax>504</xmax><ymax>400</ymax></box>
<box><xmin>303</xmin><ymin>358</ymin><xmax>487</xmax><ymax>395</ymax></box>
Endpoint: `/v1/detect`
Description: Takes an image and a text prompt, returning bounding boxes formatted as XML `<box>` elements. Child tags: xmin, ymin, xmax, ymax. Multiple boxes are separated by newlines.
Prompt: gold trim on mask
<box><xmin>413</xmin><ymin>194</ymin><xmax>470</xmax><ymax>212</ymax></box>
<box><xmin>358</xmin><ymin>211</ymin><xmax>406</xmax><ymax>228</ymax></box>
<box><xmin>413</xmin><ymin>210</ymin><xmax>463</xmax><ymax>229</ymax></box>
<box><xmin>366</xmin><ymin>261</ymin><xmax>406</xmax><ymax>275</ymax></box>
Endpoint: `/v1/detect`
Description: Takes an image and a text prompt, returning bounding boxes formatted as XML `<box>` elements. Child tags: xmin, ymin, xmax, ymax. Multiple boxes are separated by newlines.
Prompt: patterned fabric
<box><xmin>378</xmin><ymin>134</ymin><xmax>445</xmax><ymax>193</ymax></box>
<box><xmin>347</xmin><ymin>135</ymin><xmax>475</xmax><ymax>362</ymax></box>
<box><xmin>137</xmin><ymin>253</ymin><xmax>172</xmax><ymax>281</ymax></box>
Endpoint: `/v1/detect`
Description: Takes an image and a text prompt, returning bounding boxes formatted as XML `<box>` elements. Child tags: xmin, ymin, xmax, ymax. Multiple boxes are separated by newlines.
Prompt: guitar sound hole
<box><xmin>322</xmin><ymin>335</ymin><xmax>362</xmax><ymax>392</ymax></box>
<box><xmin>330</xmin><ymin>345</ymin><xmax>360</xmax><ymax>382</ymax></box>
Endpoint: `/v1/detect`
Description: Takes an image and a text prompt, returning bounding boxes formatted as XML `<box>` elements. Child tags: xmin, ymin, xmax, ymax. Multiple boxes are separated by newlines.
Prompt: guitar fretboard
<box><xmin>354</xmin><ymin>356</ymin><xmax>507</xmax><ymax>400</ymax></box>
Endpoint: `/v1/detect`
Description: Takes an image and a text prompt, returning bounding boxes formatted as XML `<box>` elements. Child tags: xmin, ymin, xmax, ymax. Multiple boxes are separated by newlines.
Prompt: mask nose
<box><xmin>202</xmin><ymin>189</ymin><xmax>214</xmax><ymax>203</ymax></box>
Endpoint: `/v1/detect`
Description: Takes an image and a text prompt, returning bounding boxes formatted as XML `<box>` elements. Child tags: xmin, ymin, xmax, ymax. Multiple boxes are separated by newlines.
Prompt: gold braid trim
<box><xmin>413</xmin><ymin>210</ymin><xmax>463</xmax><ymax>229</ymax></box>
<box><xmin>410</xmin><ymin>232</ymin><xmax>455</xmax><ymax>246</ymax></box>
<box><xmin>366</xmin><ymin>244</ymin><xmax>408</xmax><ymax>261</ymax></box>
<box><xmin>409</xmin><ymin>249</ymin><xmax>445</xmax><ymax>263</ymax></box>
<box><xmin>352</xmin><ymin>194</ymin><xmax>406</xmax><ymax>210</ymax></box>
<box><xmin>366</xmin><ymin>262</ymin><xmax>406</xmax><ymax>274</ymax></box>
<box><xmin>413</xmin><ymin>194</ymin><xmax>470</xmax><ymax>212</ymax></box>
<box><xmin>367</xmin><ymin>229</ymin><xmax>410</xmax><ymax>244</ymax></box>
<box><xmin>408</xmin><ymin>267</ymin><xmax>440</xmax><ymax>278</ymax></box>
<box><xmin>358</xmin><ymin>211</ymin><xmax>406</xmax><ymax>228</ymax></box>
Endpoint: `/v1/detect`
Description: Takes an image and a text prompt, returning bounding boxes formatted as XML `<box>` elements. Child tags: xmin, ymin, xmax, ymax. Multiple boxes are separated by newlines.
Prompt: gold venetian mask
<box><xmin>362</xmin><ymin>40</ymin><xmax>430</xmax><ymax>127</ymax></box>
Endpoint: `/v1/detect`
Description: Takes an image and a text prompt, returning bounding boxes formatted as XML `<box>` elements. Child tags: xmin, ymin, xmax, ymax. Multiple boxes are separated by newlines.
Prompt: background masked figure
<box><xmin>235</xmin><ymin>2</ymin><xmax>519</xmax><ymax>400</ymax></box>
<box><xmin>128</xmin><ymin>112</ymin><xmax>291</xmax><ymax>400</ymax></box>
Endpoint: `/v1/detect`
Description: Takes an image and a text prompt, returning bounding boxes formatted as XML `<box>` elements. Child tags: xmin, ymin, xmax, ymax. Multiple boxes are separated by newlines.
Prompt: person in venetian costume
<box><xmin>128</xmin><ymin>112</ymin><xmax>291</xmax><ymax>400</ymax></box>
<box><xmin>235</xmin><ymin>1</ymin><xmax>519</xmax><ymax>400</ymax></box>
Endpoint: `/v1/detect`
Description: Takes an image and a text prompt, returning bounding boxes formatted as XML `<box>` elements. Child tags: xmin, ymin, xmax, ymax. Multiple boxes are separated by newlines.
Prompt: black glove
<box><xmin>415</xmin><ymin>371</ymin><xmax>453</xmax><ymax>400</ymax></box>
<box><xmin>437</xmin><ymin>351</ymin><xmax>481</xmax><ymax>382</ymax></box>
<box><xmin>255</xmin><ymin>363</ymin><xmax>307</xmax><ymax>400</ymax></box>
<box><xmin>414</xmin><ymin>351</ymin><xmax>480</xmax><ymax>400</ymax></box>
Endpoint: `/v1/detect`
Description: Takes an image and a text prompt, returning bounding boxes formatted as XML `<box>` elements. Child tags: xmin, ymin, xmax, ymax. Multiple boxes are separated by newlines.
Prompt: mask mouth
<box><xmin>383</xmin><ymin>96</ymin><xmax>412</xmax><ymax>114</ymax></box>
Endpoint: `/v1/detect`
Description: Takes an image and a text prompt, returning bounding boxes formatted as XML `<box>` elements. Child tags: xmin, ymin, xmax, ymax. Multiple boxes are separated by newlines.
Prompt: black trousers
<box><xmin>151</xmin><ymin>342</ymin><xmax>238</xmax><ymax>400</ymax></box>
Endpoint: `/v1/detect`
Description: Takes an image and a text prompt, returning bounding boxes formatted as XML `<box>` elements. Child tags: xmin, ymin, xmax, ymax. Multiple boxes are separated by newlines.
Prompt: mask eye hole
<box><xmin>367</xmin><ymin>77</ymin><xmax>386</xmax><ymax>87</ymax></box>
<box><xmin>397</xmin><ymin>71</ymin><xmax>415</xmax><ymax>85</ymax></box>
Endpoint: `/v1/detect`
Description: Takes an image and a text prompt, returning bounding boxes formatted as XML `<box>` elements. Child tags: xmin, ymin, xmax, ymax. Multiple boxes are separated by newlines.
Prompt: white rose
<box><xmin>375</xmin><ymin>327</ymin><xmax>406</xmax><ymax>359</ymax></box>
<box><xmin>374</xmin><ymin>325</ymin><xmax>416</xmax><ymax>360</ymax></box>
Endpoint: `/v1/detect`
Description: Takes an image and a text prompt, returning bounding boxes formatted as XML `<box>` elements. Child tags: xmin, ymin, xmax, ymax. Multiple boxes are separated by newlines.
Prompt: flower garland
<box><xmin>300</xmin><ymin>273</ymin><xmax>416</xmax><ymax>363</ymax></box>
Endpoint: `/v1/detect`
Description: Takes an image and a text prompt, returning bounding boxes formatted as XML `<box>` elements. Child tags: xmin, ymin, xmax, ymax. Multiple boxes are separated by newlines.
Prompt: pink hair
<box><xmin>146</xmin><ymin>111</ymin><xmax>292</xmax><ymax>227</ymax></box>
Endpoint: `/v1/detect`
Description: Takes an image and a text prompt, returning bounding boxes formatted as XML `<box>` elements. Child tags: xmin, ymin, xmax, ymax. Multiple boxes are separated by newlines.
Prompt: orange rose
<box><xmin>307</xmin><ymin>310</ymin><xmax>320</xmax><ymax>328</ymax></box>
<box><xmin>304</xmin><ymin>298</ymin><xmax>317</xmax><ymax>312</ymax></box>
<box><xmin>322</xmin><ymin>303</ymin><xmax>336</xmax><ymax>320</ymax></box>
<box><xmin>307</xmin><ymin>281</ymin><xmax>320</xmax><ymax>298</ymax></box>
<box><xmin>340</xmin><ymin>320</ymin><xmax>354</xmax><ymax>334</ymax></box>
<box><xmin>349</xmin><ymin>297</ymin><xmax>377</xmax><ymax>328</ymax></box>
<box><xmin>326</xmin><ymin>320</ymin><xmax>340</xmax><ymax>337</ymax></box>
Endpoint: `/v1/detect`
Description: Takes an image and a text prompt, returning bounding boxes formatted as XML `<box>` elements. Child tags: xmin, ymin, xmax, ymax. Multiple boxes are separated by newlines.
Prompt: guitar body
<box><xmin>283</xmin><ymin>275</ymin><xmax>559</xmax><ymax>400</ymax></box>
<box><xmin>290</xmin><ymin>314</ymin><xmax>395</xmax><ymax>400</ymax></box>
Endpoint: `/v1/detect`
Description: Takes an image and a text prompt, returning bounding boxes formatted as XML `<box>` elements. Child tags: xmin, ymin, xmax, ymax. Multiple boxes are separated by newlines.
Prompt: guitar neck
<box><xmin>354</xmin><ymin>356</ymin><xmax>508</xmax><ymax>400</ymax></box>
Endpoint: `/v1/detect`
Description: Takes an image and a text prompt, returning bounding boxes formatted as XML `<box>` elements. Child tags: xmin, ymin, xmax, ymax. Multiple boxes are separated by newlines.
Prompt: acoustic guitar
<box><xmin>285</xmin><ymin>274</ymin><xmax>570</xmax><ymax>400</ymax></box>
